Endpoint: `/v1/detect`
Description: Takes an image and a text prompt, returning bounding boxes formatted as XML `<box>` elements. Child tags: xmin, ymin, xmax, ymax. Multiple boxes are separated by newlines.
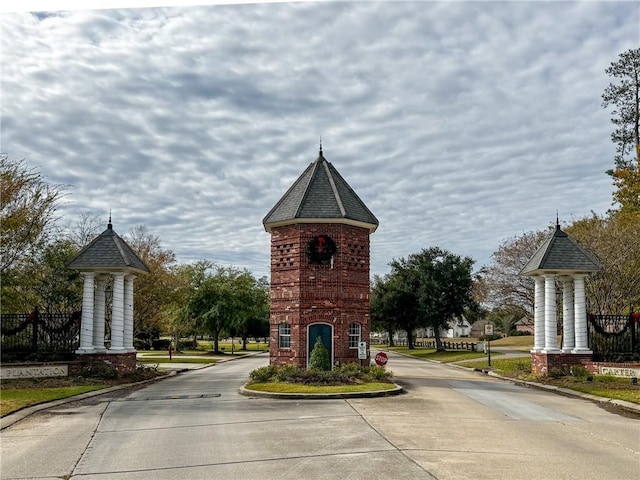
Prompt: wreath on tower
<box><xmin>306</xmin><ymin>235</ymin><xmax>337</xmax><ymax>265</ymax></box>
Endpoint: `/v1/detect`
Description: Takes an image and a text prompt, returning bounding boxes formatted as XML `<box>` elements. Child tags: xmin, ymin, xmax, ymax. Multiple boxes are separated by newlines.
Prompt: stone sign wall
<box><xmin>1</xmin><ymin>364</ymin><xmax>68</xmax><ymax>379</ymax></box>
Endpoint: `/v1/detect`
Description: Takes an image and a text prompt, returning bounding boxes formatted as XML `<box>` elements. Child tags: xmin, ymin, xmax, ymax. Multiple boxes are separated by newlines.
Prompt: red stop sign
<box><xmin>375</xmin><ymin>352</ymin><xmax>388</xmax><ymax>366</ymax></box>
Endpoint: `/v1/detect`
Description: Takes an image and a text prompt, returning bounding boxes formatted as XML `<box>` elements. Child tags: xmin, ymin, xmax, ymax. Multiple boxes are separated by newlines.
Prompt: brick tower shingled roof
<box><xmin>519</xmin><ymin>223</ymin><xmax>602</xmax><ymax>276</ymax></box>
<box><xmin>263</xmin><ymin>148</ymin><xmax>379</xmax><ymax>232</ymax></box>
<box><xmin>67</xmin><ymin>221</ymin><xmax>150</xmax><ymax>273</ymax></box>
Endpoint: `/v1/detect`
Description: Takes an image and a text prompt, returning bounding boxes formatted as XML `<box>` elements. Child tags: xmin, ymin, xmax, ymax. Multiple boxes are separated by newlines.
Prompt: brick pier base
<box><xmin>531</xmin><ymin>352</ymin><xmax>593</xmax><ymax>376</ymax></box>
<box><xmin>74</xmin><ymin>352</ymin><xmax>137</xmax><ymax>374</ymax></box>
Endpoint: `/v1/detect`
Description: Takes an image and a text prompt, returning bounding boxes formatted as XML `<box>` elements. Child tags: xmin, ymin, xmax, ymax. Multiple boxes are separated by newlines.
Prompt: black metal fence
<box><xmin>587</xmin><ymin>313</ymin><xmax>640</xmax><ymax>361</ymax></box>
<box><xmin>1</xmin><ymin>309</ymin><xmax>81</xmax><ymax>361</ymax></box>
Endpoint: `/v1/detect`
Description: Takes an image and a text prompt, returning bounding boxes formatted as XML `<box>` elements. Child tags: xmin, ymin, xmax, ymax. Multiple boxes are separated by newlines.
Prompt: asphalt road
<box><xmin>1</xmin><ymin>351</ymin><xmax>639</xmax><ymax>480</ymax></box>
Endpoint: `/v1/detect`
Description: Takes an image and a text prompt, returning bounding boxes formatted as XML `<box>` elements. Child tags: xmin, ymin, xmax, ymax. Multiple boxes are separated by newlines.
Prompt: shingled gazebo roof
<box><xmin>263</xmin><ymin>148</ymin><xmax>379</xmax><ymax>233</ymax></box>
<box><xmin>519</xmin><ymin>223</ymin><xmax>602</xmax><ymax>276</ymax></box>
<box><xmin>67</xmin><ymin>221</ymin><xmax>150</xmax><ymax>274</ymax></box>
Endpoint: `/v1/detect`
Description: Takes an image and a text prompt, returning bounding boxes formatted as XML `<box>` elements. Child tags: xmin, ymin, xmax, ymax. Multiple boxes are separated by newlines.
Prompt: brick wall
<box><xmin>531</xmin><ymin>352</ymin><xmax>640</xmax><ymax>376</ymax></box>
<box><xmin>73</xmin><ymin>352</ymin><xmax>137</xmax><ymax>374</ymax></box>
<box><xmin>531</xmin><ymin>353</ymin><xmax>594</xmax><ymax>375</ymax></box>
<box><xmin>269</xmin><ymin>223</ymin><xmax>371</xmax><ymax>368</ymax></box>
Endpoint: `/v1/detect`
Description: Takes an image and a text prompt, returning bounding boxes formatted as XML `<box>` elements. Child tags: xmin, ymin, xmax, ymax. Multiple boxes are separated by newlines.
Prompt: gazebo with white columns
<box><xmin>67</xmin><ymin>220</ymin><xmax>149</xmax><ymax>367</ymax></box>
<box><xmin>520</xmin><ymin>222</ymin><xmax>601</xmax><ymax>374</ymax></box>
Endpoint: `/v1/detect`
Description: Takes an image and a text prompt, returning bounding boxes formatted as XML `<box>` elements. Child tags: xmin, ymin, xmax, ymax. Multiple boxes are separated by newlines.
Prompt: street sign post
<box><xmin>358</xmin><ymin>341</ymin><xmax>367</xmax><ymax>360</ymax></box>
<box><xmin>484</xmin><ymin>324</ymin><xmax>493</xmax><ymax>366</ymax></box>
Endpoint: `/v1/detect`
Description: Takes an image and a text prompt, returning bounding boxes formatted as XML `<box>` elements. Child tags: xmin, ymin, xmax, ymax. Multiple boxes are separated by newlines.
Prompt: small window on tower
<box><xmin>278</xmin><ymin>323</ymin><xmax>291</xmax><ymax>349</ymax></box>
<box><xmin>349</xmin><ymin>323</ymin><xmax>361</xmax><ymax>349</ymax></box>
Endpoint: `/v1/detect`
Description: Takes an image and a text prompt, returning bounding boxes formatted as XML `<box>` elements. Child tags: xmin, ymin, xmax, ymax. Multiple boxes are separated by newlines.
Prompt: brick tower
<box><xmin>263</xmin><ymin>146</ymin><xmax>379</xmax><ymax>368</ymax></box>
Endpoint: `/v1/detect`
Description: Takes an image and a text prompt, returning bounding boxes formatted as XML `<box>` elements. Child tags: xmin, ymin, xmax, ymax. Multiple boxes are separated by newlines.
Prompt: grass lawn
<box><xmin>136</xmin><ymin>357</ymin><xmax>219</xmax><ymax>364</ymax></box>
<box><xmin>245</xmin><ymin>382</ymin><xmax>396</xmax><ymax>394</ymax></box>
<box><xmin>1</xmin><ymin>385</ymin><xmax>106</xmax><ymax>417</ymax></box>
<box><xmin>1</xmin><ymin>367</ymin><xmax>167</xmax><ymax>417</ymax></box>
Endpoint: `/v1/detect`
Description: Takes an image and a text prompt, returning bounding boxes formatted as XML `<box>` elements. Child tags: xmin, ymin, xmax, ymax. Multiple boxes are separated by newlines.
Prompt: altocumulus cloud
<box><xmin>1</xmin><ymin>1</ymin><xmax>637</xmax><ymax>278</ymax></box>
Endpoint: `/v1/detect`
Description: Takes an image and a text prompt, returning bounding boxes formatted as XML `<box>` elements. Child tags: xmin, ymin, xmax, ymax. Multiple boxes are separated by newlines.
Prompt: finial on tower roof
<box><xmin>556</xmin><ymin>211</ymin><xmax>560</xmax><ymax>230</ymax></box>
<box><xmin>319</xmin><ymin>136</ymin><xmax>323</xmax><ymax>156</ymax></box>
<box><xmin>108</xmin><ymin>209</ymin><xmax>113</xmax><ymax>230</ymax></box>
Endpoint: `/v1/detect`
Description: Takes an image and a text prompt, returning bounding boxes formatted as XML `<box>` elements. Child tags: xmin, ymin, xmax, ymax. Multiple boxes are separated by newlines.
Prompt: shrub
<box><xmin>178</xmin><ymin>339</ymin><xmax>197</xmax><ymax>350</ymax></box>
<box><xmin>247</xmin><ymin>363</ymin><xmax>393</xmax><ymax>385</ymax></box>
<box><xmin>547</xmin><ymin>367</ymin><xmax>569</xmax><ymax>379</ymax></box>
<box><xmin>249</xmin><ymin>365</ymin><xmax>279</xmax><ymax>383</ymax></box>
<box><xmin>275</xmin><ymin>364</ymin><xmax>299</xmax><ymax>382</ymax></box>
<box><xmin>152</xmin><ymin>339</ymin><xmax>172</xmax><ymax>350</ymax></box>
<box><xmin>367</xmin><ymin>365</ymin><xmax>393</xmax><ymax>382</ymax></box>
<box><xmin>308</xmin><ymin>336</ymin><xmax>331</xmax><ymax>371</ymax></box>
<box><xmin>569</xmin><ymin>365</ymin><xmax>590</xmax><ymax>380</ymax></box>
<box><xmin>78</xmin><ymin>363</ymin><xmax>118</xmax><ymax>379</ymax></box>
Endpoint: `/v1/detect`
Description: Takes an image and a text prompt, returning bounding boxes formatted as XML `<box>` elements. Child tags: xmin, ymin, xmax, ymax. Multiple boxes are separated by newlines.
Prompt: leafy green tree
<box><xmin>234</xmin><ymin>275</ymin><xmax>270</xmax><ymax>349</ymax></box>
<box><xmin>1</xmin><ymin>237</ymin><xmax>82</xmax><ymax>314</ymax></box>
<box><xmin>1</xmin><ymin>155</ymin><xmax>64</xmax><ymax>274</ymax></box>
<box><xmin>187</xmin><ymin>265</ymin><xmax>266</xmax><ymax>354</ymax></box>
<box><xmin>28</xmin><ymin>239</ymin><xmax>82</xmax><ymax>314</ymax></box>
<box><xmin>166</xmin><ymin>260</ymin><xmax>213</xmax><ymax>350</ymax></box>
<box><xmin>402</xmin><ymin>247</ymin><xmax>476</xmax><ymax>351</ymax></box>
<box><xmin>377</xmin><ymin>247</ymin><xmax>476</xmax><ymax>351</ymax></box>
<box><xmin>370</xmin><ymin>274</ymin><xmax>398</xmax><ymax>346</ymax></box>
<box><xmin>487</xmin><ymin>305</ymin><xmax>528</xmax><ymax>336</ymax></box>
<box><xmin>126</xmin><ymin>225</ymin><xmax>180</xmax><ymax>342</ymax></box>
<box><xmin>602</xmin><ymin>48</ymin><xmax>640</xmax><ymax>214</ymax></box>
<box><xmin>372</xmin><ymin>268</ymin><xmax>421</xmax><ymax>349</ymax></box>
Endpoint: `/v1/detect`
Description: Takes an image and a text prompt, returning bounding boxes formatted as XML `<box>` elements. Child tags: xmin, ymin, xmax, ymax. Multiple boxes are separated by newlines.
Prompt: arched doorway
<box><xmin>307</xmin><ymin>323</ymin><xmax>333</xmax><ymax>368</ymax></box>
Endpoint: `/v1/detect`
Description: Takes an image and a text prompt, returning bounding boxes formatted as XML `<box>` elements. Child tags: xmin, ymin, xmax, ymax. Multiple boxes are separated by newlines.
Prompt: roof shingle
<box><xmin>263</xmin><ymin>149</ymin><xmax>379</xmax><ymax>232</ymax></box>
<box><xmin>67</xmin><ymin>223</ymin><xmax>150</xmax><ymax>273</ymax></box>
<box><xmin>519</xmin><ymin>225</ymin><xmax>602</xmax><ymax>275</ymax></box>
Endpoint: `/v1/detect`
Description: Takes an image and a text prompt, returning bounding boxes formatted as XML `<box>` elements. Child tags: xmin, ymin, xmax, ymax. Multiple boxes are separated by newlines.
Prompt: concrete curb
<box><xmin>238</xmin><ymin>383</ymin><xmax>403</xmax><ymax>400</ymax></box>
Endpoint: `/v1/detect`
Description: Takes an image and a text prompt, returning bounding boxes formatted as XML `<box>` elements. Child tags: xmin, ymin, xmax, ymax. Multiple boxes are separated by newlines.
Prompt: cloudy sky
<box><xmin>1</xmin><ymin>1</ymin><xmax>637</xmax><ymax>279</ymax></box>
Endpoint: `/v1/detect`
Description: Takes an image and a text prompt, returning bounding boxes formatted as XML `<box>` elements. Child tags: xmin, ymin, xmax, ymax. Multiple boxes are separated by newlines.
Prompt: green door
<box><xmin>308</xmin><ymin>323</ymin><xmax>333</xmax><ymax>368</ymax></box>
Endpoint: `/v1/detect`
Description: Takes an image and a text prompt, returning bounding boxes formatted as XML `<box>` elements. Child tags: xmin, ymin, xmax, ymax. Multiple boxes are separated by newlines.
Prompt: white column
<box><xmin>77</xmin><ymin>272</ymin><xmax>96</xmax><ymax>353</ymax></box>
<box><xmin>92</xmin><ymin>275</ymin><xmax>107</xmax><ymax>353</ymax></box>
<box><xmin>542</xmin><ymin>273</ymin><xmax>560</xmax><ymax>353</ymax></box>
<box><xmin>109</xmin><ymin>273</ymin><xmax>126</xmax><ymax>352</ymax></box>
<box><xmin>572</xmin><ymin>274</ymin><xmax>592</xmax><ymax>353</ymax></box>
<box><xmin>124</xmin><ymin>275</ymin><xmax>136</xmax><ymax>352</ymax></box>
<box><xmin>561</xmin><ymin>276</ymin><xmax>575</xmax><ymax>353</ymax></box>
<box><xmin>532</xmin><ymin>276</ymin><xmax>545</xmax><ymax>353</ymax></box>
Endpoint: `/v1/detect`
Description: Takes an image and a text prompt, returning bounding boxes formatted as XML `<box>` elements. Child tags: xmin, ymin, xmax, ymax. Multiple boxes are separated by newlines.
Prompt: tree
<box><xmin>28</xmin><ymin>239</ymin><xmax>82</xmax><ymax>315</ymax></box>
<box><xmin>64</xmin><ymin>211</ymin><xmax>103</xmax><ymax>249</ymax></box>
<box><xmin>377</xmin><ymin>247</ymin><xmax>476</xmax><ymax>351</ymax></box>
<box><xmin>0</xmin><ymin>155</ymin><xmax>64</xmax><ymax>274</ymax></box>
<box><xmin>479</xmin><ymin>229</ymin><xmax>549</xmax><ymax>314</ymax></box>
<box><xmin>371</xmin><ymin>269</ymin><xmax>421</xmax><ymax>349</ymax></box>
<box><xmin>401</xmin><ymin>247</ymin><xmax>476</xmax><ymax>351</ymax></box>
<box><xmin>566</xmin><ymin>212</ymin><xmax>640</xmax><ymax>314</ymax></box>
<box><xmin>165</xmin><ymin>261</ymin><xmax>213</xmax><ymax>350</ymax></box>
<box><xmin>487</xmin><ymin>305</ymin><xmax>528</xmax><ymax>336</ymax></box>
<box><xmin>602</xmin><ymin>48</ymin><xmax>640</xmax><ymax>214</ymax></box>
<box><xmin>234</xmin><ymin>275</ymin><xmax>270</xmax><ymax>350</ymax></box>
<box><xmin>125</xmin><ymin>225</ymin><xmax>180</xmax><ymax>342</ymax></box>
<box><xmin>309</xmin><ymin>336</ymin><xmax>331</xmax><ymax>371</ymax></box>
<box><xmin>187</xmin><ymin>265</ymin><xmax>266</xmax><ymax>354</ymax></box>
<box><xmin>370</xmin><ymin>274</ymin><xmax>398</xmax><ymax>346</ymax></box>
